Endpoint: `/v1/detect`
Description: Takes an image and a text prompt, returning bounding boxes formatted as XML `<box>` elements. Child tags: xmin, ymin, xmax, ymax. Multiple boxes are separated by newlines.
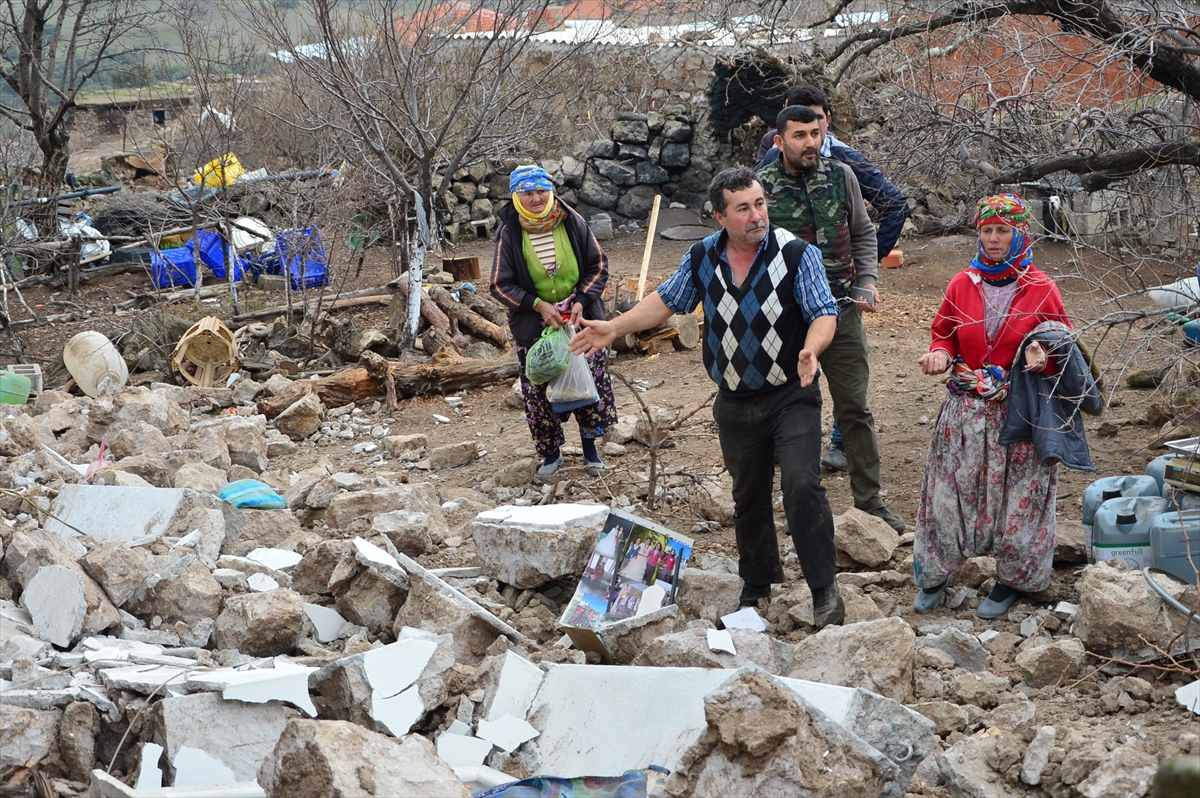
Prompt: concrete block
<box><xmin>152</xmin><ymin>692</ymin><xmax>298</xmax><ymax>785</ymax></box>
<box><xmin>22</xmin><ymin>564</ymin><xmax>87</xmax><ymax>647</ymax></box>
<box><xmin>472</xmin><ymin>503</ymin><xmax>608</xmax><ymax>588</ymax></box>
<box><xmin>45</xmin><ymin>484</ymin><xmax>188</xmax><ymax>546</ymax></box>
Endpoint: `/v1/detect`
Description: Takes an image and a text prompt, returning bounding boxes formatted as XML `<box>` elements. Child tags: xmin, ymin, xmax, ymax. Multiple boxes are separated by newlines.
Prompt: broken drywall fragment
<box><xmin>308</xmin><ymin>629</ymin><xmax>454</xmax><ymax>736</ymax></box>
<box><xmin>135</xmin><ymin>742</ymin><xmax>164</xmax><ymax>790</ymax></box>
<box><xmin>1177</xmin><ymin>680</ymin><xmax>1200</xmax><ymax>715</ymax></box>
<box><xmin>247</xmin><ymin>573</ymin><xmax>280</xmax><ymax>592</ymax></box>
<box><xmin>257</xmin><ymin>720</ymin><xmax>470</xmax><ymax>798</ymax></box>
<box><xmin>89</xmin><ymin>768</ymin><xmax>267</xmax><ymax>797</ymax></box>
<box><xmin>100</xmin><ymin>664</ymin><xmax>189</xmax><ymax>695</ymax></box>
<box><xmin>23</xmin><ymin>564</ymin><xmax>87</xmax><ymax>647</ymax></box>
<box><xmin>187</xmin><ymin>660</ymin><xmax>317</xmax><ymax>717</ymax></box>
<box><xmin>480</xmin><ymin>650</ymin><xmax>545</xmax><ymax>723</ymax></box>
<box><xmin>303</xmin><ymin>603</ymin><xmax>347</xmax><ymax>644</ymax></box>
<box><xmin>472</xmin><ymin>503</ymin><xmax>609</xmax><ymax>588</ymax></box>
<box><xmin>436</xmin><ymin>732</ymin><xmax>495</xmax><ymax>768</ymax></box>
<box><xmin>247</xmin><ymin>548</ymin><xmax>303</xmax><ymax>572</ymax></box>
<box><xmin>173</xmin><ymin>745</ymin><xmax>237</xmax><ymax>787</ymax></box>
<box><xmin>476</xmin><ymin>713</ymin><xmax>539</xmax><ymax>753</ymax></box>
<box><xmin>45</xmin><ymin>484</ymin><xmax>188</xmax><ymax>545</ymax></box>
<box><xmin>720</xmin><ymin>607</ymin><xmax>767</xmax><ymax>632</ymax></box>
<box><xmin>707</xmin><ymin>628</ymin><xmax>737</xmax><ymax>656</ymax></box>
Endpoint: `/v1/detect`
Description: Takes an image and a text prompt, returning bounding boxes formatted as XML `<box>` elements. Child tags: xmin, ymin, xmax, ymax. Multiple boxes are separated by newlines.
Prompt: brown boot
<box><xmin>812</xmin><ymin>581</ymin><xmax>845</xmax><ymax>628</ymax></box>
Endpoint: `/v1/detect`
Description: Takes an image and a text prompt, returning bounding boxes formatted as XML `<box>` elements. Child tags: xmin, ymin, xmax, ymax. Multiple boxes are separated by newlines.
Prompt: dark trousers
<box><xmin>713</xmin><ymin>379</ymin><xmax>837</xmax><ymax>591</ymax></box>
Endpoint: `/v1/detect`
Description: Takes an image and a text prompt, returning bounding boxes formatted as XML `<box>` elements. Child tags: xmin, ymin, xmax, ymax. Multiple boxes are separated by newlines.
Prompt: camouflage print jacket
<box><xmin>758</xmin><ymin>158</ymin><xmax>879</xmax><ymax>299</ymax></box>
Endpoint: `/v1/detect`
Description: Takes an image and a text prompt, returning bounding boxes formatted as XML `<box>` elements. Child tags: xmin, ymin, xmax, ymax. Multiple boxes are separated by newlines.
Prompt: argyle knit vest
<box><xmin>688</xmin><ymin>226</ymin><xmax>813</xmax><ymax>392</ymax></box>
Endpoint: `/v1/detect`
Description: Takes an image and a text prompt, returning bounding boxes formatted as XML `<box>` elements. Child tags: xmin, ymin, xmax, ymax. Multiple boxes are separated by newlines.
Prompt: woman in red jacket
<box><xmin>912</xmin><ymin>194</ymin><xmax>1071</xmax><ymax>619</ymax></box>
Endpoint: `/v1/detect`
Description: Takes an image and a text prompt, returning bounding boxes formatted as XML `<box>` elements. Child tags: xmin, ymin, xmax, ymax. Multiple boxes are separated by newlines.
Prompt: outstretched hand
<box><xmin>797</xmin><ymin>349</ymin><xmax>820</xmax><ymax>386</ymax></box>
<box><xmin>569</xmin><ymin>318</ymin><xmax>616</xmax><ymax>357</ymax></box>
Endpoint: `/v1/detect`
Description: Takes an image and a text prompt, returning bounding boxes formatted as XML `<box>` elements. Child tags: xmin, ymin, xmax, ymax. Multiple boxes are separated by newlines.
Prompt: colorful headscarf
<box><xmin>970</xmin><ymin>193</ymin><xmax>1033</xmax><ymax>280</ymax></box>
<box><xmin>510</xmin><ymin>165</ymin><xmax>566</xmax><ymax>233</ymax></box>
<box><xmin>509</xmin><ymin>165</ymin><xmax>554</xmax><ymax>194</ymax></box>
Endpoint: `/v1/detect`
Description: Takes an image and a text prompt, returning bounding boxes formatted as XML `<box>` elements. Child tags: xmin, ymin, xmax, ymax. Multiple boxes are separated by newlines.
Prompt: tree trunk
<box><xmin>427</xmin><ymin>285</ymin><xmax>511</xmax><ymax>347</ymax></box>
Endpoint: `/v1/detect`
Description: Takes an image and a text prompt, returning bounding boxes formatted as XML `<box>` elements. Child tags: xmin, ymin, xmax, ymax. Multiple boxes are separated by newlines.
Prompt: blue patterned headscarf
<box><xmin>509</xmin><ymin>165</ymin><xmax>553</xmax><ymax>193</ymax></box>
<box><xmin>970</xmin><ymin>193</ymin><xmax>1033</xmax><ymax>279</ymax></box>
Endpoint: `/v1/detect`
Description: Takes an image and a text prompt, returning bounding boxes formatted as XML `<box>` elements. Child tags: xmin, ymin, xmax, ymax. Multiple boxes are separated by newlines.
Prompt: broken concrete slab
<box><xmin>789</xmin><ymin>617</ymin><xmax>915</xmax><ymax>703</ymax></box>
<box><xmin>150</xmin><ymin>691</ymin><xmax>299</xmax><ymax>784</ymax></box>
<box><xmin>1177</xmin><ymin>680</ymin><xmax>1200</xmax><ymax>715</ymax></box>
<box><xmin>91</xmin><ymin>769</ymin><xmax>266</xmax><ymax>797</ymax></box>
<box><xmin>917</xmin><ymin>627</ymin><xmax>989</xmax><ymax>673</ymax></box>
<box><xmin>372</xmin><ymin>510</ymin><xmax>434</xmax><ymax>555</ymax></box>
<box><xmin>44</xmin><ymin>484</ymin><xmax>188</xmax><ymax>545</ymax></box>
<box><xmin>100</xmin><ymin>664</ymin><xmax>190</xmax><ymax>694</ymax></box>
<box><xmin>308</xmin><ymin>629</ymin><xmax>455</xmax><ymax>737</ymax></box>
<box><xmin>391</xmin><ymin>550</ymin><xmax>524</xmax><ymax>651</ymax></box>
<box><xmin>173</xmin><ymin>745</ymin><xmax>236</xmax><ymax>787</ymax></box>
<box><xmin>591</xmin><ymin>604</ymin><xmax>685</xmax><ymax>665</ymax></box>
<box><xmin>663</xmin><ymin>671</ymin><xmax>898</xmax><ymax>797</ymax></box>
<box><xmin>476</xmin><ymin>713</ymin><xmax>539</xmax><ymax>753</ymax></box>
<box><xmin>22</xmin><ymin>564</ymin><xmax>87</xmax><ymax>647</ymax></box>
<box><xmin>273</xmin><ymin>393</ymin><xmax>324</xmax><ymax>441</ymax></box>
<box><xmin>257</xmin><ymin>720</ymin><xmax>470</xmax><ymax>798</ymax></box>
<box><xmin>1021</xmin><ymin>725</ymin><xmax>1056</xmax><ymax>786</ymax></box>
<box><xmin>472</xmin><ymin>503</ymin><xmax>608</xmax><ymax>588</ymax></box>
<box><xmin>437</xmin><ymin>731</ymin><xmax>494</xmax><ymax>767</ymax></box>
<box><xmin>215</xmin><ymin>589</ymin><xmax>305</xmax><ymax>657</ymax></box>
<box><xmin>246</xmin><ymin>548</ymin><xmax>303</xmax><ymax>572</ymax></box>
<box><xmin>675</xmin><ymin>568</ymin><xmax>741</xmax><ymax>619</ymax></box>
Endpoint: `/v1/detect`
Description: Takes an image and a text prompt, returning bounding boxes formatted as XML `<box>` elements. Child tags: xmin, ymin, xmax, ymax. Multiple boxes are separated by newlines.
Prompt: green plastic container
<box><xmin>0</xmin><ymin>369</ymin><xmax>31</xmax><ymax>404</ymax></box>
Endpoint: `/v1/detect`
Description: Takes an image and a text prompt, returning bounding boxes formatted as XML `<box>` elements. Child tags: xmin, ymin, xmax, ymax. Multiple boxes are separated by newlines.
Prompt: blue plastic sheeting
<box><xmin>472</xmin><ymin>767</ymin><xmax>667</xmax><ymax>798</ymax></box>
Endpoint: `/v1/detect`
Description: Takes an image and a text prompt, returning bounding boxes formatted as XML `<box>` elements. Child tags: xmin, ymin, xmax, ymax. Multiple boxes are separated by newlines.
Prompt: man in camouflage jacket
<box><xmin>757</xmin><ymin>105</ymin><xmax>905</xmax><ymax>533</ymax></box>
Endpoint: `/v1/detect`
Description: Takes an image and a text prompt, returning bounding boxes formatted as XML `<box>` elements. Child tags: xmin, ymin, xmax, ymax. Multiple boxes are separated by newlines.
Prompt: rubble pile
<box><xmin>1</xmin><ymin>383</ymin><xmax>1199</xmax><ymax>797</ymax></box>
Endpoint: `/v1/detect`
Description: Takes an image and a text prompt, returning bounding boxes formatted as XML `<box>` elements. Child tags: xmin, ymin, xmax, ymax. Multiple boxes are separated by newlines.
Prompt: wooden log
<box><xmin>669</xmin><ymin>312</ymin><xmax>701</xmax><ymax>350</ymax></box>
<box><xmin>390</xmin><ymin>348</ymin><xmax>519</xmax><ymax>398</ymax></box>
<box><xmin>256</xmin><ymin>367</ymin><xmax>382</xmax><ymax>418</ymax></box>
<box><xmin>421</xmin><ymin>327</ymin><xmax>459</xmax><ymax>355</ymax></box>
<box><xmin>612</xmin><ymin>333</ymin><xmax>644</xmax><ymax>353</ymax></box>
<box><xmin>458</xmin><ymin>289</ymin><xmax>509</xmax><ymax>327</ymax></box>
<box><xmin>427</xmin><ymin>286</ymin><xmax>510</xmax><ymax>347</ymax></box>
<box><xmin>441</xmin><ymin>256</ymin><xmax>481</xmax><ymax>281</ymax></box>
<box><xmin>388</xmin><ymin>274</ymin><xmax>450</xmax><ymax>329</ymax></box>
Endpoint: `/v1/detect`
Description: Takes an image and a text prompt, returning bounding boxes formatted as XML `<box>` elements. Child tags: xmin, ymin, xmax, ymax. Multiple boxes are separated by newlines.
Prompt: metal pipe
<box><xmin>3</xmin><ymin>184</ymin><xmax>123</xmax><ymax>209</ymax></box>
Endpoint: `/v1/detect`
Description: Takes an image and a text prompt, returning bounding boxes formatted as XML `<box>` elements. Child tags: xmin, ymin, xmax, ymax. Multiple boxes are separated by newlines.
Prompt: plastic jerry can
<box><xmin>1163</xmin><ymin>486</ymin><xmax>1200</xmax><ymax>513</ymax></box>
<box><xmin>62</xmin><ymin>331</ymin><xmax>129</xmax><ymax>399</ymax></box>
<box><xmin>1146</xmin><ymin>454</ymin><xmax>1177</xmax><ymax>495</ymax></box>
<box><xmin>1152</xmin><ymin>511</ymin><xmax>1200</xmax><ymax>585</ymax></box>
<box><xmin>1082</xmin><ymin>476</ymin><xmax>1160</xmax><ymax>562</ymax></box>
<box><xmin>1092</xmin><ymin>496</ymin><xmax>1166</xmax><ymax>570</ymax></box>
<box><xmin>0</xmin><ymin>370</ymin><xmax>31</xmax><ymax>404</ymax></box>
<box><xmin>1151</xmin><ymin>509</ymin><xmax>1200</xmax><ymax>585</ymax></box>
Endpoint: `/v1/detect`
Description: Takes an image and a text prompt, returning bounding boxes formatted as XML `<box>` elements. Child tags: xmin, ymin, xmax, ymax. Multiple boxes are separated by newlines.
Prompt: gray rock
<box><xmin>912</xmin><ymin>700</ymin><xmax>968</xmax><ymax>736</ymax></box>
<box><xmin>594</xmin><ymin>159</ymin><xmax>637</xmax><ymax>187</ymax></box>
<box><xmin>616</xmin><ymin>185</ymin><xmax>660</xmax><ymax>219</ymax></box>
<box><xmin>240</xmin><ymin>509</ymin><xmax>303</xmax><ymax>549</ymax></box>
<box><xmin>676</xmin><ymin>568</ymin><xmax>741</xmax><ymax>619</ymax></box>
<box><xmin>579</xmin><ymin>173</ymin><xmax>620</xmax><ymax>209</ymax></box>
<box><xmin>662</xmin><ymin>120</ymin><xmax>693</xmax><ymax>142</ymax></box>
<box><xmin>940</xmin><ymin>734</ymin><xmax>1008</xmax><ymax>798</ymax></box>
<box><xmin>59</xmin><ymin>700</ymin><xmax>99</xmax><ymax>781</ymax></box>
<box><xmin>125</xmin><ymin>556</ymin><xmax>223</xmax><ymax>626</ymax></box>
<box><xmin>0</xmin><ymin>706</ymin><xmax>61</xmax><ymax>770</ymax></box>
<box><xmin>1014</xmin><ymin>637</ymin><xmax>1086</xmax><ymax>687</ymax></box>
<box><xmin>661</xmin><ymin>142</ymin><xmax>691</xmax><ymax>168</ymax></box>
<box><xmin>632</xmin><ymin>626</ymin><xmax>792</xmax><ymax>673</ymax></box>
<box><xmin>274</xmin><ymin>393</ymin><xmax>325</xmax><ymax>441</ymax></box>
<box><xmin>918</xmin><ymin>627</ymin><xmax>989</xmax><ymax>672</ymax></box>
<box><xmin>1075</xmin><ymin>745</ymin><xmax>1157</xmax><ymax>798</ymax></box>
<box><xmin>1020</xmin><ymin>725</ymin><xmax>1056</xmax><ymax>786</ymax></box>
<box><xmin>325</xmin><ymin>485</ymin><xmax>451</xmax><ymax>540</ymax></box>
<box><xmin>561</xmin><ymin>155</ymin><xmax>585</xmax><ymax>188</ymax></box>
<box><xmin>834</xmin><ymin>508</ymin><xmax>901</xmax><ymax>567</ymax></box>
<box><xmin>212</xmin><ymin>415</ymin><xmax>270</xmax><ymax>472</ymax></box>
<box><xmin>173</xmin><ymin>461</ymin><xmax>228</xmax><ymax>493</ymax></box>
<box><xmin>471</xmin><ymin>503</ymin><xmax>608</xmax><ymax>589</ymax></box>
<box><xmin>612</xmin><ymin>120</ymin><xmax>650</xmax><ymax>144</ymax></box>
<box><xmin>581</xmin><ymin>139</ymin><xmax>616</xmax><ymax>159</ymax></box>
<box><xmin>636</xmin><ymin>162</ymin><xmax>669</xmax><ymax>184</ymax></box>
<box><xmin>80</xmin><ymin>540</ymin><xmax>152</xmax><ymax>607</ymax></box>
<box><xmin>372</xmin><ymin>510</ymin><xmax>433</xmax><ymax>555</ymax></box>
<box><xmin>589</xmin><ymin>214</ymin><xmax>615</xmax><ymax>240</ymax></box>
<box><xmin>617</xmin><ymin>143</ymin><xmax>648</xmax><ymax>160</ymax></box>
<box><xmin>426</xmin><ymin>441</ymin><xmax>479</xmax><ymax>469</ymax></box>
<box><xmin>1074</xmin><ymin>562</ymin><xmax>1200</xmax><ymax>658</ymax></box>
<box><xmin>594</xmin><ymin>604</ymin><xmax>685</xmax><ymax>665</ymax></box>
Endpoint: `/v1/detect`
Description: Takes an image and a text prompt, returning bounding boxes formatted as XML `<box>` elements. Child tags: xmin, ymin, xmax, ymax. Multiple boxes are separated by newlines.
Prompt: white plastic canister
<box><xmin>63</xmin><ymin>331</ymin><xmax>129</xmax><ymax>398</ymax></box>
<box><xmin>1082</xmin><ymin>476</ymin><xmax>1161</xmax><ymax>563</ymax></box>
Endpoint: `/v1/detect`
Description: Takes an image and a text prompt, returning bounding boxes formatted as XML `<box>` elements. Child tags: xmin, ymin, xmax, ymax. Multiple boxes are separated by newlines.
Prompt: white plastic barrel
<box><xmin>63</xmin><ymin>331</ymin><xmax>129</xmax><ymax>398</ymax></box>
<box><xmin>1146</xmin><ymin>454</ymin><xmax>1176</xmax><ymax>496</ymax></box>
<box><xmin>1093</xmin><ymin>496</ymin><xmax>1166</xmax><ymax>570</ymax></box>
<box><xmin>1151</xmin><ymin>509</ymin><xmax>1200</xmax><ymax>586</ymax></box>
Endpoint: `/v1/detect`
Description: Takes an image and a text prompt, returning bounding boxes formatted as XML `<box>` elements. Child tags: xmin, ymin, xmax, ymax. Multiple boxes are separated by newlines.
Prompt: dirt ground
<box><xmin>8</xmin><ymin>225</ymin><xmax>1200</xmax><ymax>793</ymax></box>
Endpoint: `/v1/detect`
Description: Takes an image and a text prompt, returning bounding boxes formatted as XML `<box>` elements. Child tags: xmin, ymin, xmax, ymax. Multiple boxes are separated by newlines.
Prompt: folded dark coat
<box><xmin>1000</xmin><ymin>328</ymin><xmax>1103</xmax><ymax>471</ymax></box>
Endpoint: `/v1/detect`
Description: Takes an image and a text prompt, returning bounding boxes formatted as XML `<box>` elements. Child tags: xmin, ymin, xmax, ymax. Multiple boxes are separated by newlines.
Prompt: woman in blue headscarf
<box><xmin>491</xmin><ymin>165</ymin><xmax>617</xmax><ymax>477</ymax></box>
<box><xmin>911</xmin><ymin>194</ymin><xmax>1074</xmax><ymax>619</ymax></box>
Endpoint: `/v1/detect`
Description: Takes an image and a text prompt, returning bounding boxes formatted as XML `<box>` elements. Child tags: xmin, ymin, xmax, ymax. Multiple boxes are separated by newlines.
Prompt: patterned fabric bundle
<box><xmin>949</xmin><ymin>358</ymin><xmax>1010</xmax><ymax>402</ymax></box>
<box><xmin>970</xmin><ymin>193</ymin><xmax>1033</xmax><ymax>280</ymax></box>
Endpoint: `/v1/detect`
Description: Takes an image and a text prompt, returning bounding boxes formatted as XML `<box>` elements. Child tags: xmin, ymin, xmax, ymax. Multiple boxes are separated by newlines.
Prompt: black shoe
<box><xmin>867</xmin><ymin>505</ymin><xmax>907</xmax><ymax>533</ymax></box>
<box><xmin>739</xmin><ymin>582</ymin><xmax>771</xmax><ymax>607</ymax></box>
<box><xmin>821</xmin><ymin>442</ymin><xmax>848</xmax><ymax>471</ymax></box>
<box><xmin>812</xmin><ymin>581</ymin><xmax>845</xmax><ymax>628</ymax></box>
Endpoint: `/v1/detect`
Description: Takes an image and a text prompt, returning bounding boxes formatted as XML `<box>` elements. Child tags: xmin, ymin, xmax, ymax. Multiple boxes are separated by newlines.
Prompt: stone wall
<box><xmin>440</xmin><ymin>99</ymin><xmax>719</xmax><ymax>243</ymax></box>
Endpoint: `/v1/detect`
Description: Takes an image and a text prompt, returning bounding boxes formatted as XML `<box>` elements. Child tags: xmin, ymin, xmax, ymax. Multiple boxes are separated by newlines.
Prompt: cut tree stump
<box><xmin>611</xmin><ymin>313</ymin><xmax>700</xmax><ymax>354</ymax></box>
<box><xmin>427</xmin><ymin>286</ymin><xmax>511</xmax><ymax>347</ymax></box>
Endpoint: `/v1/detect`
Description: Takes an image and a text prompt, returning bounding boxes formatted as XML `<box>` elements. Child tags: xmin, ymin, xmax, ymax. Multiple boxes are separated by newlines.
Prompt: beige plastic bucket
<box><xmin>63</xmin><ymin>331</ymin><xmax>129</xmax><ymax>398</ymax></box>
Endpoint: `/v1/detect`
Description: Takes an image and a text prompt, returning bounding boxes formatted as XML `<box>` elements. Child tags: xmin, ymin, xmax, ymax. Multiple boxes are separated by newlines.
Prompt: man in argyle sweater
<box><xmin>570</xmin><ymin>167</ymin><xmax>846</xmax><ymax>628</ymax></box>
<box><xmin>758</xmin><ymin>104</ymin><xmax>906</xmax><ymax>534</ymax></box>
